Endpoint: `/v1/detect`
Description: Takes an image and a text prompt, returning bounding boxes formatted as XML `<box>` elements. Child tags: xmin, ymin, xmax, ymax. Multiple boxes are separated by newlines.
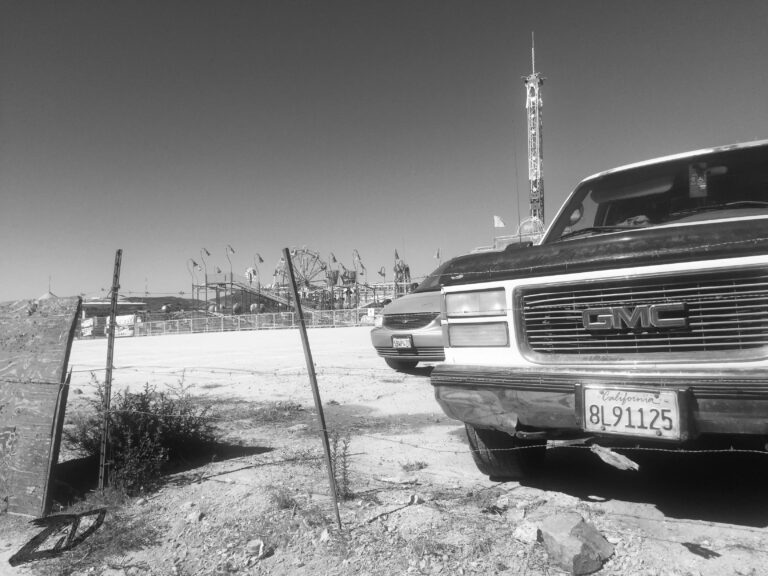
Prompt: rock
<box><xmin>287</xmin><ymin>424</ymin><xmax>309</xmax><ymax>433</ymax></box>
<box><xmin>513</xmin><ymin>521</ymin><xmax>539</xmax><ymax>544</ymax></box>
<box><xmin>186</xmin><ymin>510</ymin><xmax>203</xmax><ymax>523</ymax></box>
<box><xmin>246</xmin><ymin>538</ymin><xmax>265</xmax><ymax>557</ymax></box>
<box><xmin>537</xmin><ymin>513</ymin><xmax>614</xmax><ymax>575</ymax></box>
<box><xmin>407</xmin><ymin>494</ymin><xmax>425</xmax><ymax>505</ymax></box>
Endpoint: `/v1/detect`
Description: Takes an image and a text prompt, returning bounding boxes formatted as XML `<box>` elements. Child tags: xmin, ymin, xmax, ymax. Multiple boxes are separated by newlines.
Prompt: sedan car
<box><xmin>370</xmin><ymin>263</ymin><xmax>449</xmax><ymax>370</ymax></box>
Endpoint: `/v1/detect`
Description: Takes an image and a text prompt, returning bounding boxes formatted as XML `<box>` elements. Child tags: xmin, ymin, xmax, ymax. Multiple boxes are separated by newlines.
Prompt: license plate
<box><xmin>582</xmin><ymin>387</ymin><xmax>681</xmax><ymax>440</ymax></box>
<box><xmin>392</xmin><ymin>336</ymin><xmax>413</xmax><ymax>349</ymax></box>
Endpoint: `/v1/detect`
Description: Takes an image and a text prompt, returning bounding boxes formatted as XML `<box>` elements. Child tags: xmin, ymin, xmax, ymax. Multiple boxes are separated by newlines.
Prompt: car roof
<box><xmin>580</xmin><ymin>139</ymin><xmax>768</xmax><ymax>184</ymax></box>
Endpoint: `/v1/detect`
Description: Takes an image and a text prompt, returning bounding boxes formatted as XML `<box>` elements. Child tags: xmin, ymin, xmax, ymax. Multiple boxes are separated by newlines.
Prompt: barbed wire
<box><xmin>76</xmin><ymin>396</ymin><xmax>768</xmax><ymax>459</ymax></box>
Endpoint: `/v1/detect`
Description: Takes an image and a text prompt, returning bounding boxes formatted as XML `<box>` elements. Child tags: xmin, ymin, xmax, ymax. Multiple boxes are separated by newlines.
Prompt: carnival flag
<box><xmin>394</xmin><ymin>249</ymin><xmax>400</xmax><ymax>260</ymax></box>
<box><xmin>434</xmin><ymin>248</ymin><xmax>440</xmax><ymax>259</ymax></box>
<box><xmin>493</xmin><ymin>215</ymin><xmax>506</xmax><ymax>228</ymax></box>
<box><xmin>378</xmin><ymin>266</ymin><xmax>386</xmax><ymax>277</ymax></box>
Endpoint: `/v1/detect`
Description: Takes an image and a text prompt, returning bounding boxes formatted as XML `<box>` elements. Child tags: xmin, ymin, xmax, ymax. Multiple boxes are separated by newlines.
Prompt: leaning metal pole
<box><xmin>99</xmin><ymin>248</ymin><xmax>122</xmax><ymax>491</ymax></box>
<box><xmin>283</xmin><ymin>247</ymin><xmax>342</xmax><ymax>529</ymax></box>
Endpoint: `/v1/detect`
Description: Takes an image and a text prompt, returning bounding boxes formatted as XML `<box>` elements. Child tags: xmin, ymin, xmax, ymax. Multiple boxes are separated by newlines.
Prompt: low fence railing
<box><xmin>81</xmin><ymin>309</ymin><xmax>376</xmax><ymax>339</ymax></box>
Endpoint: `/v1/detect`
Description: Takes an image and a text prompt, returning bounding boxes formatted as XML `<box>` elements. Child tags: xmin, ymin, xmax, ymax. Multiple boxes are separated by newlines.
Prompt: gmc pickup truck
<box><xmin>432</xmin><ymin>140</ymin><xmax>768</xmax><ymax>478</ymax></box>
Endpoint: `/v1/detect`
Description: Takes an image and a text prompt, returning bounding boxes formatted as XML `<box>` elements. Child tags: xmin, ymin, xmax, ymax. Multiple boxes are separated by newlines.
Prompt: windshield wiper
<box><xmin>665</xmin><ymin>200</ymin><xmax>768</xmax><ymax>221</ymax></box>
<box><xmin>558</xmin><ymin>225</ymin><xmax>642</xmax><ymax>241</ymax></box>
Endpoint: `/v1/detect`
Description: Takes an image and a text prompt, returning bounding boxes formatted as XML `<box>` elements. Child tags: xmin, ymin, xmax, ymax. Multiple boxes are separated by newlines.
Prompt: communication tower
<box><xmin>524</xmin><ymin>34</ymin><xmax>545</xmax><ymax>227</ymax></box>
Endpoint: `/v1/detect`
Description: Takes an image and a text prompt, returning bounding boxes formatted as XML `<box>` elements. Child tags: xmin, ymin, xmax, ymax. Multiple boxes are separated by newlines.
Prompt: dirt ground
<box><xmin>2</xmin><ymin>326</ymin><xmax>768</xmax><ymax>575</ymax></box>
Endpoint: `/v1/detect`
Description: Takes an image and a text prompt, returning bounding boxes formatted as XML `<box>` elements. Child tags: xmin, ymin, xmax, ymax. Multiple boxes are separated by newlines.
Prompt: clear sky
<box><xmin>2</xmin><ymin>0</ymin><xmax>767</xmax><ymax>301</ymax></box>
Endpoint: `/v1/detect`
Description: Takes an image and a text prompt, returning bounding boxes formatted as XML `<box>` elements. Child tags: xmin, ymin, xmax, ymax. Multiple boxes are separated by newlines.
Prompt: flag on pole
<box><xmin>256</xmin><ymin>253</ymin><xmax>264</xmax><ymax>264</ymax></box>
<box><xmin>330</xmin><ymin>252</ymin><xmax>337</xmax><ymax>263</ymax></box>
<box><xmin>493</xmin><ymin>215</ymin><xmax>506</xmax><ymax>228</ymax></box>
<box><xmin>394</xmin><ymin>249</ymin><xmax>400</xmax><ymax>260</ymax></box>
<box><xmin>434</xmin><ymin>248</ymin><xmax>441</xmax><ymax>260</ymax></box>
<box><xmin>378</xmin><ymin>266</ymin><xmax>386</xmax><ymax>277</ymax></box>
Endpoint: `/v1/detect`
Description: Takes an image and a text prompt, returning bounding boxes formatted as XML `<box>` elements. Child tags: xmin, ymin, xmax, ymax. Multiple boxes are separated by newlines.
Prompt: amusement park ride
<box><xmin>189</xmin><ymin>247</ymin><xmax>414</xmax><ymax>314</ymax></box>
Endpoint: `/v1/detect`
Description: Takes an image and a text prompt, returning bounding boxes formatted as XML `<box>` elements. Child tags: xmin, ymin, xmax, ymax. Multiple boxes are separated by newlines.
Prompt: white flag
<box><xmin>493</xmin><ymin>215</ymin><xmax>506</xmax><ymax>228</ymax></box>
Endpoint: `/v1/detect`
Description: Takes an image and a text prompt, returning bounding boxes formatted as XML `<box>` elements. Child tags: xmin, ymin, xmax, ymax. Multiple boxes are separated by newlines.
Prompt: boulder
<box><xmin>537</xmin><ymin>513</ymin><xmax>614</xmax><ymax>575</ymax></box>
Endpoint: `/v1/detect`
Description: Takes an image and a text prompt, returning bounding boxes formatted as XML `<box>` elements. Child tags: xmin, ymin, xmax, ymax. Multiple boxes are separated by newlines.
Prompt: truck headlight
<box><xmin>448</xmin><ymin>322</ymin><xmax>509</xmax><ymax>347</ymax></box>
<box><xmin>374</xmin><ymin>314</ymin><xmax>383</xmax><ymax>327</ymax></box>
<box><xmin>446</xmin><ymin>288</ymin><xmax>506</xmax><ymax>317</ymax></box>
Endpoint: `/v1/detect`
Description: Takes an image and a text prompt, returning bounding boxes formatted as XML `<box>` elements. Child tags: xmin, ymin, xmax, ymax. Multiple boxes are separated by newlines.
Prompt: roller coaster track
<box><xmin>231</xmin><ymin>280</ymin><xmax>316</xmax><ymax>311</ymax></box>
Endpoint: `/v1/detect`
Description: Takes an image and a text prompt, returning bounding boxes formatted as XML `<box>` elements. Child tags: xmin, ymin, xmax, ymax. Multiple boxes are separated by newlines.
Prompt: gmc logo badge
<box><xmin>582</xmin><ymin>303</ymin><xmax>688</xmax><ymax>331</ymax></box>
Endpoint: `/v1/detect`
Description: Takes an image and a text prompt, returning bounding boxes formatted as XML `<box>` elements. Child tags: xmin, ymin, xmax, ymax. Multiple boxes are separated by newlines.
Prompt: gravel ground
<box><xmin>2</xmin><ymin>327</ymin><xmax>768</xmax><ymax>575</ymax></box>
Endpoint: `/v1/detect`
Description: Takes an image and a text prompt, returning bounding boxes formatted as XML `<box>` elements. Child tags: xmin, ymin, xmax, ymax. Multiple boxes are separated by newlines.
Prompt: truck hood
<box><xmin>382</xmin><ymin>290</ymin><xmax>441</xmax><ymax>315</ymax></box>
<box><xmin>440</xmin><ymin>217</ymin><xmax>768</xmax><ymax>287</ymax></box>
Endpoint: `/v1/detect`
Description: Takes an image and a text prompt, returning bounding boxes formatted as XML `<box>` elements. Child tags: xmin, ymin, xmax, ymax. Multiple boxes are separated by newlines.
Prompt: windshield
<box><xmin>545</xmin><ymin>144</ymin><xmax>768</xmax><ymax>243</ymax></box>
<box><xmin>413</xmin><ymin>261</ymin><xmax>452</xmax><ymax>292</ymax></box>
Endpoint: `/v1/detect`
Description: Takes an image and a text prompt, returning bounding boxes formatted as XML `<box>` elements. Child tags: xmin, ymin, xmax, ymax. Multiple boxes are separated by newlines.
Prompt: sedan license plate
<box><xmin>392</xmin><ymin>335</ymin><xmax>413</xmax><ymax>349</ymax></box>
<box><xmin>582</xmin><ymin>387</ymin><xmax>681</xmax><ymax>440</ymax></box>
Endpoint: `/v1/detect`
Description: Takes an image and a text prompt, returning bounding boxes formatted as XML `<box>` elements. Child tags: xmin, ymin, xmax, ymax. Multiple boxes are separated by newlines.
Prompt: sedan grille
<box><xmin>519</xmin><ymin>268</ymin><xmax>768</xmax><ymax>360</ymax></box>
<box><xmin>383</xmin><ymin>312</ymin><xmax>439</xmax><ymax>330</ymax></box>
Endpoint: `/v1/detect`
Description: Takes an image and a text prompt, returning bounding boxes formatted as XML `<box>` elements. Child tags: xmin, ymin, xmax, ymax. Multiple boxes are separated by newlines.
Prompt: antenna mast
<box><xmin>524</xmin><ymin>32</ymin><xmax>545</xmax><ymax>227</ymax></box>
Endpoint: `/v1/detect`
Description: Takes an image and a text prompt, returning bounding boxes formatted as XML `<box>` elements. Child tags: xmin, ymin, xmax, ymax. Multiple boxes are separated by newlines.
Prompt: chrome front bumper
<box><xmin>431</xmin><ymin>364</ymin><xmax>768</xmax><ymax>440</ymax></box>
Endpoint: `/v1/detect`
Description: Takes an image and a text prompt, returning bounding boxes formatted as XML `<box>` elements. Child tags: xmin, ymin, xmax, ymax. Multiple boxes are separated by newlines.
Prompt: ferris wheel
<box><xmin>272</xmin><ymin>248</ymin><xmax>330</xmax><ymax>294</ymax></box>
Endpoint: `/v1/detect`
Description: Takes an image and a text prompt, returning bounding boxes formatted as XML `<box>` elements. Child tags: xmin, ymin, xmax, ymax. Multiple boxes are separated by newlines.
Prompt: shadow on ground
<box><xmin>517</xmin><ymin>447</ymin><xmax>768</xmax><ymax>527</ymax></box>
<box><xmin>52</xmin><ymin>442</ymin><xmax>272</xmax><ymax>507</ymax></box>
<box><xmin>391</xmin><ymin>365</ymin><xmax>435</xmax><ymax>377</ymax></box>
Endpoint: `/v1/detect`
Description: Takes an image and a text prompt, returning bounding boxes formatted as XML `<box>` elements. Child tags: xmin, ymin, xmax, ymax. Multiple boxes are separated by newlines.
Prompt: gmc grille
<box><xmin>383</xmin><ymin>312</ymin><xmax>439</xmax><ymax>330</ymax></box>
<box><xmin>519</xmin><ymin>268</ymin><xmax>768</xmax><ymax>360</ymax></box>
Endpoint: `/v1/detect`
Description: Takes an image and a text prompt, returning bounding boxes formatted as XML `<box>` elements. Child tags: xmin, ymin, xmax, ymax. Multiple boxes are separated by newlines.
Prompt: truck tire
<box><xmin>384</xmin><ymin>358</ymin><xmax>418</xmax><ymax>371</ymax></box>
<box><xmin>465</xmin><ymin>424</ymin><xmax>544</xmax><ymax>480</ymax></box>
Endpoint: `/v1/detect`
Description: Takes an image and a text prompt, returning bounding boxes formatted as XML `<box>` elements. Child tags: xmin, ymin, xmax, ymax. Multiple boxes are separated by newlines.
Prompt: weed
<box><xmin>400</xmin><ymin>460</ymin><xmax>429</xmax><ymax>473</ymax></box>
<box><xmin>269</xmin><ymin>486</ymin><xmax>299</xmax><ymax>511</ymax></box>
<box><xmin>64</xmin><ymin>377</ymin><xmax>217</xmax><ymax>495</ymax></box>
<box><xmin>408</xmin><ymin>535</ymin><xmax>456</xmax><ymax>558</ymax></box>
<box><xmin>253</xmin><ymin>400</ymin><xmax>304</xmax><ymax>423</ymax></box>
<box><xmin>284</xmin><ymin>447</ymin><xmax>324</xmax><ymax>469</ymax></box>
<box><xmin>330</xmin><ymin>431</ymin><xmax>353</xmax><ymax>500</ymax></box>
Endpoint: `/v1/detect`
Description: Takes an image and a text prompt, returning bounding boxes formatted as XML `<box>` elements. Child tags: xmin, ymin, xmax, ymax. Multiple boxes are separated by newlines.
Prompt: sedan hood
<box><xmin>383</xmin><ymin>290</ymin><xmax>441</xmax><ymax>315</ymax></box>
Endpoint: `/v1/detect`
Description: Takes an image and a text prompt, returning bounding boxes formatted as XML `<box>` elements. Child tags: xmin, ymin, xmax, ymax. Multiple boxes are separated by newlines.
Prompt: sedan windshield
<box><xmin>545</xmin><ymin>144</ymin><xmax>768</xmax><ymax>243</ymax></box>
